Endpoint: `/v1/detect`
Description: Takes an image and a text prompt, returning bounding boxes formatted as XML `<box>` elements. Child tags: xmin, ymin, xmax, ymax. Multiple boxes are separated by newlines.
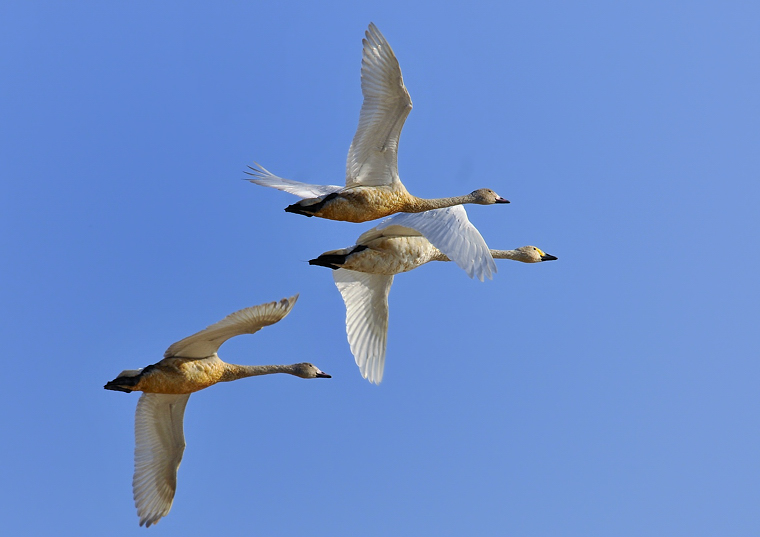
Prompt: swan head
<box><xmin>515</xmin><ymin>246</ymin><xmax>558</xmax><ymax>263</ymax></box>
<box><xmin>291</xmin><ymin>363</ymin><xmax>332</xmax><ymax>379</ymax></box>
<box><xmin>470</xmin><ymin>189</ymin><xmax>510</xmax><ymax>205</ymax></box>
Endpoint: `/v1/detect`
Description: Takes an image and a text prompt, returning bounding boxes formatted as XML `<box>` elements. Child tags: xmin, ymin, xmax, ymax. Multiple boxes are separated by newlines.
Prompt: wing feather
<box><xmin>133</xmin><ymin>393</ymin><xmax>191</xmax><ymax>527</ymax></box>
<box><xmin>373</xmin><ymin>206</ymin><xmax>497</xmax><ymax>281</ymax></box>
<box><xmin>247</xmin><ymin>162</ymin><xmax>342</xmax><ymax>199</ymax></box>
<box><xmin>346</xmin><ymin>23</ymin><xmax>412</xmax><ymax>188</ymax></box>
<box><xmin>355</xmin><ymin>223</ymin><xmax>422</xmax><ymax>245</ymax></box>
<box><xmin>333</xmin><ymin>270</ymin><xmax>393</xmax><ymax>384</ymax></box>
<box><xmin>164</xmin><ymin>295</ymin><xmax>298</xmax><ymax>358</ymax></box>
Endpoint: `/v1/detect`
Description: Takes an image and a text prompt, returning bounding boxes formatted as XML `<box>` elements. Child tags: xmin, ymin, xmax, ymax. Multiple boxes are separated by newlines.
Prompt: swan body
<box><xmin>313</xmin><ymin>239</ymin><xmax>557</xmax><ymax>274</ymax></box>
<box><xmin>247</xmin><ymin>23</ymin><xmax>509</xmax><ymax>223</ymax></box>
<box><xmin>309</xmin><ymin>212</ymin><xmax>556</xmax><ymax>384</ymax></box>
<box><xmin>104</xmin><ymin>295</ymin><xmax>330</xmax><ymax>527</ymax></box>
<box><xmin>313</xmin><ymin>205</ymin><xmax>500</xmax><ymax>281</ymax></box>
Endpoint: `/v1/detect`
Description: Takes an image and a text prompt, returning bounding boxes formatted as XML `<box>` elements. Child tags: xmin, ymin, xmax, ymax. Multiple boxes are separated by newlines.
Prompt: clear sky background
<box><xmin>2</xmin><ymin>1</ymin><xmax>758</xmax><ymax>535</ymax></box>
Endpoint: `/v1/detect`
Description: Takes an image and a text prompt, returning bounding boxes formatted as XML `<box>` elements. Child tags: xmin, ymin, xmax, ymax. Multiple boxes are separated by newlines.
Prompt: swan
<box><xmin>104</xmin><ymin>295</ymin><xmax>330</xmax><ymax>527</ymax></box>
<box><xmin>246</xmin><ymin>22</ymin><xmax>509</xmax><ymax>223</ymax></box>
<box><xmin>309</xmin><ymin>210</ymin><xmax>556</xmax><ymax>384</ymax></box>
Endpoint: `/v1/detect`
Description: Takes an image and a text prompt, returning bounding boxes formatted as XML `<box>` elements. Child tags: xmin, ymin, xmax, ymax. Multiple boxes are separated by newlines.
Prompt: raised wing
<box><xmin>346</xmin><ymin>23</ymin><xmax>413</xmax><ymax>188</ymax></box>
<box><xmin>165</xmin><ymin>295</ymin><xmax>298</xmax><ymax>359</ymax></box>
<box><xmin>133</xmin><ymin>393</ymin><xmax>191</xmax><ymax>527</ymax></box>
<box><xmin>246</xmin><ymin>162</ymin><xmax>342</xmax><ymax>199</ymax></box>
<box><xmin>333</xmin><ymin>269</ymin><xmax>394</xmax><ymax>384</ymax></box>
<box><xmin>354</xmin><ymin>223</ymin><xmax>422</xmax><ymax>245</ymax></box>
<box><xmin>373</xmin><ymin>206</ymin><xmax>497</xmax><ymax>281</ymax></box>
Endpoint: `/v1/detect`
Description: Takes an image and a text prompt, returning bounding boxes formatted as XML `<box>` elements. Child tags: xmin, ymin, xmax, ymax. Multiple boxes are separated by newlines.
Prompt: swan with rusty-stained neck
<box><xmin>104</xmin><ymin>295</ymin><xmax>330</xmax><ymax>528</ymax></box>
<box><xmin>246</xmin><ymin>23</ymin><xmax>509</xmax><ymax>223</ymax></box>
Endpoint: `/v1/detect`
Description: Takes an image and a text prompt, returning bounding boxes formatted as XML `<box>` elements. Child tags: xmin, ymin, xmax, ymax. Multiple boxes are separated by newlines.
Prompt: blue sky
<box><xmin>2</xmin><ymin>1</ymin><xmax>758</xmax><ymax>535</ymax></box>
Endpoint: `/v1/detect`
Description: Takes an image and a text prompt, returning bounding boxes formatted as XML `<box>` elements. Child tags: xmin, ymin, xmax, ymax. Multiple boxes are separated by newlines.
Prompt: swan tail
<box><xmin>104</xmin><ymin>368</ymin><xmax>145</xmax><ymax>393</ymax></box>
<box><xmin>104</xmin><ymin>382</ymin><xmax>133</xmax><ymax>393</ymax></box>
<box><xmin>308</xmin><ymin>256</ymin><xmax>341</xmax><ymax>270</ymax></box>
<box><xmin>285</xmin><ymin>192</ymin><xmax>340</xmax><ymax>217</ymax></box>
<box><xmin>309</xmin><ymin>245</ymin><xmax>368</xmax><ymax>270</ymax></box>
<box><xmin>284</xmin><ymin>202</ymin><xmax>316</xmax><ymax>217</ymax></box>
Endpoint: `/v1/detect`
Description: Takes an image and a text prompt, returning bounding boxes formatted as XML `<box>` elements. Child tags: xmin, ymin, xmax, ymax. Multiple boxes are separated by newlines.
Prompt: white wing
<box><xmin>333</xmin><ymin>269</ymin><xmax>394</xmax><ymax>384</ymax></box>
<box><xmin>164</xmin><ymin>295</ymin><xmax>298</xmax><ymax>359</ymax></box>
<box><xmin>346</xmin><ymin>23</ymin><xmax>412</xmax><ymax>188</ymax></box>
<box><xmin>247</xmin><ymin>162</ymin><xmax>342</xmax><ymax>199</ymax></box>
<box><xmin>133</xmin><ymin>393</ymin><xmax>191</xmax><ymax>527</ymax></box>
<box><xmin>373</xmin><ymin>206</ymin><xmax>497</xmax><ymax>281</ymax></box>
<box><xmin>355</xmin><ymin>223</ymin><xmax>423</xmax><ymax>245</ymax></box>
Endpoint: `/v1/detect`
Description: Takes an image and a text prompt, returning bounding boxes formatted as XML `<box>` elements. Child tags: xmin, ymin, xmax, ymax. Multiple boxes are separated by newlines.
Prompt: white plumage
<box><xmin>133</xmin><ymin>393</ymin><xmax>190</xmax><ymax>528</ymax></box>
<box><xmin>311</xmin><ymin>209</ymin><xmax>557</xmax><ymax>384</ymax></box>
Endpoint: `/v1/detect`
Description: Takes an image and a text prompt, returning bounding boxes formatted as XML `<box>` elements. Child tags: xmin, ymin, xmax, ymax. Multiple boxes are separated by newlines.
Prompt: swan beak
<box><xmin>494</xmin><ymin>197</ymin><xmax>510</xmax><ymax>204</ymax></box>
<box><xmin>316</xmin><ymin>371</ymin><xmax>332</xmax><ymax>378</ymax></box>
<box><xmin>540</xmin><ymin>253</ymin><xmax>558</xmax><ymax>261</ymax></box>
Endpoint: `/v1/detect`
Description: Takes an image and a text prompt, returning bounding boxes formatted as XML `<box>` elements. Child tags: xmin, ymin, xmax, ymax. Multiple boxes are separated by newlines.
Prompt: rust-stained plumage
<box><xmin>104</xmin><ymin>296</ymin><xmax>330</xmax><ymax>527</ymax></box>
<box><xmin>247</xmin><ymin>23</ymin><xmax>509</xmax><ymax>224</ymax></box>
<box><xmin>282</xmin><ymin>185</ymin><xmax>508</xmax><ymax>223</ymax></box>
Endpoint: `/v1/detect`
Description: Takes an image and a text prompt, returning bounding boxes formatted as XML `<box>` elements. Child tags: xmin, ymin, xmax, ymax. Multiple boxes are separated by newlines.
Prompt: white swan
<box><xmin>309</xmin><ymin>210</ymin><xmax>557</xmax><ymax>384</ymax></box>
<box><xmin>246</xmin><ymin>23</ymin><xmax>509</xmax><ymax>224</ymax></box>
<box><xmin>104</xmin><ymin>295</ymin><xmax>330</xmax><ymax>527</ymax></box>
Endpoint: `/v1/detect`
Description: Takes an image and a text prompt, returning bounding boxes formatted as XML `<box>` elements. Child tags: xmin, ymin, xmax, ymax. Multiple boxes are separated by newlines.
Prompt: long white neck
<box><xmin>220</xmin><ymin>363</ymin><xmax>301</xmax><ymax>382</ymax></box>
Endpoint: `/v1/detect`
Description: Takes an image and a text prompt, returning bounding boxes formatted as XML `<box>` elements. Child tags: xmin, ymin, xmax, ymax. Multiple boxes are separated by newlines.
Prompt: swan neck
<box><xmin>434</xmin><ymin>249</ymin><xmax>521</xmax><ymax>263</ymax></box>
<box><xmin>221</xmin><ymin>363</ymin><xmax>298</xmax><ymax>382</ymax></box>
<box><xmin>489</xmin><ymin>249</ymin><xmax>520</xmax><ymax>260</ymax></box>
<box><xmin>409</xmin><ymin>194</ymin><xmax>470</xmax><ymax>211</ymax></box>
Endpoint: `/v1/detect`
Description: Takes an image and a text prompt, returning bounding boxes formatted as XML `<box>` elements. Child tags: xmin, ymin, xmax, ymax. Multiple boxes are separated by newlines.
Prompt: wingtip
<box><xmin>365</xmin><ymin>22</ymin><xmax>386</xmax><ymax>46</ymax></box>
<box><xmin>365</xmin><ymin>372</ymin><xmax>383</xmax><ymax>385</ymax></box>
<box><xmin>487</xmin><ymin>263</ymin><xmax>497</xmax><ymax>281</ymax></box>
<box><xmin>471</xmin><ymin>262</ymin><xmax>496</xmax><ymax>282</ymax></box>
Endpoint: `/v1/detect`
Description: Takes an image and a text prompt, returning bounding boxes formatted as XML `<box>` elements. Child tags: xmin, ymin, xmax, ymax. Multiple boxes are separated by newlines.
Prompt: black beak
<box><xmin>494</xmin><ymin>197</ymin><xmax>510</xmax><ymax>204</ymax></box>
<box><xmin>316</xmin><ymin>372</ymin><xmax>332</xmax><ymax>378</ymax></box>
<box><xmin>540</xmin><ymin>253</ymin><xmax>558</xmax><ymax>261</ymax></box>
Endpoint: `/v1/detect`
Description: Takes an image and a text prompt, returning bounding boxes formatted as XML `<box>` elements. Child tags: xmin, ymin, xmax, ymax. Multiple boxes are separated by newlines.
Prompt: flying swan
<box><xmin>104</xmin><ymin>295</ymin><xmax>330</xmax><ymax>527</ymax></box>
<box><xmin>309</xmin><ymin>208</ymin><xmax>556</xmax><ymax>384</ymax></box>
<box><xmin>246</xmin><ymin>23</ymin><xmax>509</xmax><ymax>224</ymax></box>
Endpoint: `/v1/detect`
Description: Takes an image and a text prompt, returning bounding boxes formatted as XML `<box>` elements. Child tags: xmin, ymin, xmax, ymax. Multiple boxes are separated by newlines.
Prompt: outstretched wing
<box><xmin>164</xmin><ymin>295</ymin><xmax>298</xmax><ymax>358</ymax></box>
<box><xmin>133</xmin><ymin>393</ymin><xmax>191</xmax><ymax>527</ymax></box>
<box><xmin>346</xmin><ymin>23</ymin><xmax>412</xmax><ymax>188</ymax></box>
<box><xmin>333</xmin><ymin>269</ymin><xmax>394</xmax><ymax>384</ymax></box>
<box><xmin>373</xmin><ymin>206</ymin><xmax>497</xmax><ymax>281</ymax></box>
<box><xmin>246</xmin><ymin>162</ymin><xmax>342</xmax><ymax>199</ymax></box>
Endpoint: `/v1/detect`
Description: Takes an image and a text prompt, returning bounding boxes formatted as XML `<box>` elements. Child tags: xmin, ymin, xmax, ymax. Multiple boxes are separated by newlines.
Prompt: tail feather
<box><xmin>309</xmin><ymin>255</ymin><xmax>343</xmax><ymax>270</ymax></box>
<box><xmin>309</xmin><ymin>245</ymin><xmax>368</xmax><ymax>270</ymax></box>
<box><xmin>104</xmin><ymin>367</ymin><xmax>145</xmax><ymax>393</ymax></box>
<box><xmin>103</xmin><ymin>382</ymin><xmax>133</xmax><ymax>393</ymax></box>
<box><xmin>285</xmin><ymin>192</ymin><xmax>340</xmax><ymax>217</ymax></box>
<box><xmin>285</xmin><ymin>202</ymin><xmax>316</xmax><ymax>217</ymax></box>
